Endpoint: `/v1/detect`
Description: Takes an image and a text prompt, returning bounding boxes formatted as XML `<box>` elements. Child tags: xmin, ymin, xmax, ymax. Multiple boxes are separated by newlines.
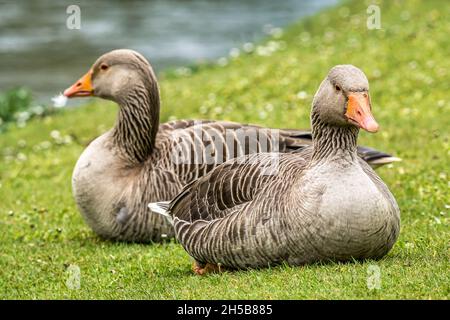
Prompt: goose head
<box><xmin>312</xmin><ymin>65</ymin><xmax>379</xmax><ymax>133</ymax></box>
<box><xmin>63</xmin><ymin>49</ymin><xmax>157</xmax><ymax>103</ymax></box>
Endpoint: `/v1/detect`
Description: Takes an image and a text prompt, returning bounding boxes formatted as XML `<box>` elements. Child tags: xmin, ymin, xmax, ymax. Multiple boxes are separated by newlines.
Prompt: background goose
<box><xmin>64</xmin><ymin>50</ymin><xmax>399</xmax><ymax>242</ymax></box>
<box><xmin>150</xmin><ymin>65</ymin><xmax>401</xmax><ymax>273</ymax></box>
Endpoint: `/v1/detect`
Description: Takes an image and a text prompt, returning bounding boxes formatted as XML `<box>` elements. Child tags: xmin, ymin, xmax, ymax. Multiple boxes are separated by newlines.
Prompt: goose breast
<box><xmin>286</xmin><ymin>162</ymin><xmax>400</xmax><ymax>263</ymax></box>
<box><xmin>72</xmin><ymin>132</ymin><xmax>132</xmax><ymax>237</ymax></box>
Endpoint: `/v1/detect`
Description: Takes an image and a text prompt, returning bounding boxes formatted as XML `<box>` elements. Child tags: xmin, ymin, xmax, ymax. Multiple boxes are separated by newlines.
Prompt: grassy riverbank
<box><xmin>0</xmin><ymin>0</ymin><xmax>449</xmax><ymax>299</ymax></box>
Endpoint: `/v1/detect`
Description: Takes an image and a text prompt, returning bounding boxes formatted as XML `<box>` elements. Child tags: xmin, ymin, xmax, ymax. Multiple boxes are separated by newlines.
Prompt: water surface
<box><xmin>0</xmin><ymin>0</ymin><xmax>337</xmax><ymax>102</ymax></box>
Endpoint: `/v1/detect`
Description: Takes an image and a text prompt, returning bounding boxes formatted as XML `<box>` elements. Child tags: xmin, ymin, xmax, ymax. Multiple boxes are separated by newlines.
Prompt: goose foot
<box><xmin>192</xmin><ymin>261</ymin><xmax>227</xmax><ymax>275</ymax></box>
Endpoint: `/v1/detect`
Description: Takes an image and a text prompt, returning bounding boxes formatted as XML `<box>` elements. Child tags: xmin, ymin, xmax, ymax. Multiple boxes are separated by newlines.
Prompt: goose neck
<box><xmin>310</xmin><ymin>111</ymin><xmax>359</xmax><ymax>164</ymax></box>
<box><xmin>112</xmin><ymin>82</ymin><xmax>160</xmax><ymax>164</ymax></box>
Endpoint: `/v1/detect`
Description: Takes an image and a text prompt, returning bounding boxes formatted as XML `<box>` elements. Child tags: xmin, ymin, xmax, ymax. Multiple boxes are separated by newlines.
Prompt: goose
<box><xmin>149</xmin><ymin>65</ymin><xmax>401</xmax><ymax>273</ymax></box>
<box><xmin>64</xmin><ymin>49</ymin><xmax>398</xmax><ymax>243</ymax></box>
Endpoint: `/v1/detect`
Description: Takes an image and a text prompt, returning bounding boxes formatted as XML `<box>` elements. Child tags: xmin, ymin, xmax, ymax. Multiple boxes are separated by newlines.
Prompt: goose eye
<box><xmin>100</xmin><ymin>64</ymin><xmax>109</xmax><ymax>71</ymax></box>
<box><xmin>335</xmin><ymin>85</ymin><xmax>341</xmax><ymax>92</ymax></box>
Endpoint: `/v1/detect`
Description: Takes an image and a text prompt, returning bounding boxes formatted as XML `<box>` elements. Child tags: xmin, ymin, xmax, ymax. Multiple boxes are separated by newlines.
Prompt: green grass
<box><xmin>0</xmin><ymin>0</ymin><xmax>449</xmax><ymax>299</ymax></box>
<box><xmin>0</xmin><ymin>88</ymin><xmax>33</xmax><ymax>132</ymax></box>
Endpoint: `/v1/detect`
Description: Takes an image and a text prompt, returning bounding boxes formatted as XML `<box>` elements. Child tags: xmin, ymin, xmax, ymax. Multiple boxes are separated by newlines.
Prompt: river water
<box><xmin>0</xmin><ymin>0</ymin><xmax>337</xmax><ymax>102</ymax></box>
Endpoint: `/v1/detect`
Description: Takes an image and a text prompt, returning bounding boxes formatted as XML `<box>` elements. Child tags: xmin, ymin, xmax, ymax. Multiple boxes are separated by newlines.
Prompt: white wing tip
<box><xmin>148</xmin><ymin>201</ymin><xmax>173</xmax><ymax>224</ymax></box>
<box><xmin>371</xmin><ymin>156</ymin><xmax>402</xmax><ymax>165</ymax></box>
<box><xmin>148</xmin><ymin>202</ymin><xmax>164</xmax><ymax>215</ymax></box>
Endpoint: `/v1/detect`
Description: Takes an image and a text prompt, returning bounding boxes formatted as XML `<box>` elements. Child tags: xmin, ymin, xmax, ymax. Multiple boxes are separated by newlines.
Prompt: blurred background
<box><xmin>1</xmin><ymin>0</ymin><xmax>449</xmax><ymax>299</ymax></box>
<box><xmin>0</xmin><ymin>0</ymin><xmax>337</xmax><ymax>103</ymax></box>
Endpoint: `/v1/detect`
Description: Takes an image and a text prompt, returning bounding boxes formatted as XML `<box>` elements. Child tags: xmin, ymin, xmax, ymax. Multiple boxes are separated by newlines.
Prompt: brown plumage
<box><xmin>64</xmin><ymin>50</ymin><xmax>399</xmax><ymax>243</ymax></box>
<box><xmin>150</xmin><ymin>65</ymin><xmax>400</xmax><ymax>271</ymax></box>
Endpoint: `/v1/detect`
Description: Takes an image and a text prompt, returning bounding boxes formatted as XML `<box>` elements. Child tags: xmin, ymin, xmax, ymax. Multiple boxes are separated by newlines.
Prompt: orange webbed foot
<box><xmin>192</xmin><ymin>262</ymin><xmax>227</xmax><ymax>275</ymax></box>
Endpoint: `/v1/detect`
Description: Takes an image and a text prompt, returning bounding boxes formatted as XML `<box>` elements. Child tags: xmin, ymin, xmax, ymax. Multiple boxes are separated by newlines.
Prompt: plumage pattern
<box><xmin>70</xmin><ymin>52</ymin><xmax>399</xmax><ymax>243</ymax></box>
<box><xmin>155</xmin><ymin>65</ymin><xmax>401</xmax><ymax>268</ymax></box>
<box><xmin>74</xmin><ymin>118</ymin><xmax>317</xmax><ymax>242</ymax></box>
<box><xmin>165</xmin><ymin>147</ymin><xmax>400</xmax><ymax>268</ymax></box>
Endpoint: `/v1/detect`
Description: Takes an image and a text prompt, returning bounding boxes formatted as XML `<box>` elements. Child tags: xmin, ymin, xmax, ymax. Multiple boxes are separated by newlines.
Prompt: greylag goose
<box><xmin>64</xmin><ymin>49</ymin><xmax>398</xmax><ymax>242</ymax></box>
<box><xmin>150</xmin><ymin>65</ymin><xmax>400</xmax><ymax>273</ymax></box>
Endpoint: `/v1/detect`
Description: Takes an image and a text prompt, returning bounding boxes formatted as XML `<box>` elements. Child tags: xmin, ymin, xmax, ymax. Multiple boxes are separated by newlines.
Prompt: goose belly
<box><xmin>289</xmin><ymin>166</ymin><xmax>399</xmax><ymax>263</ymax></box>
<box><xmin>72</xmin><ymin>135</ymin><xmax>128</xmax><ymax>237</ymax></box>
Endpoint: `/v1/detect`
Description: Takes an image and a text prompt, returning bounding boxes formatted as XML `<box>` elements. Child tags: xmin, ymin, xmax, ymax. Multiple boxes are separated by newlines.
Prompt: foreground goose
<box><xmin>64</xmin><ymin>49</ymin><xmax>398</xmax><ymax>242</ymax></box>
<box><xmin>150</xmin><ymin>65</ymin><xmax>400</xmax><ymax>273</ymax></box>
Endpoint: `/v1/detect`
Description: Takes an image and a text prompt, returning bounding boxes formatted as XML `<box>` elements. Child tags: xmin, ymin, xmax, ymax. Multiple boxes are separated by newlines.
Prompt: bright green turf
<box><xmin>0</xmin><ymin>0</ymin><xmax>449</xmax><ymax>299</ymax></box>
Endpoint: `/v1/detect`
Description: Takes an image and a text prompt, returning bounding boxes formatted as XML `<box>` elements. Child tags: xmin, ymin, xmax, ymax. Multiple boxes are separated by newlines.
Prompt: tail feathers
<box><xmin>357</xmin><ymin>146</ymin><xmax>402</xmax><ymax>168</ymax></box>
<box><xmin>281</xmin><ymin>131</ymin><xmax>401</xmax><ymax>169</ymax></box>
<box><xmin>280</xmin><ymin>129</ymin><xmax>312</xmax><ymax>152</ymax></box>
<box><xmin>366</xmin><ymin>156</ymin><xmax>402</xmax><ymax>168</ymax></box>
<box><xmin>148</xmin><ymin>201</ymin><xmax>173</xmax><ymax>225</ymax></box>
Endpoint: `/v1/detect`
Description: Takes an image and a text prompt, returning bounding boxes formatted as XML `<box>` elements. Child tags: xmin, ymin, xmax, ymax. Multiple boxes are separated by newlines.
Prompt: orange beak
<box><xmin>345</xmin><ymin>92</ymin><xmax>379</xmax><ymax>133</ymax></box>
<box><xmin>63</xmin><ymin>70</ymin><xmax>94</xmax><ymax>98</ymax></box>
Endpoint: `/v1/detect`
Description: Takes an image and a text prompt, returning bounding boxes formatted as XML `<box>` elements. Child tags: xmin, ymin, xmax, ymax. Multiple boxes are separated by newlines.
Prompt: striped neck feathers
<box><xmin>112</xmin><ymin>80</ymin><xmax>160</xmax><ymax>164</ymax></box>
<box><xmin>310</xmin><ymin>109</ymin><xmax>359</xmax><ymax>163</ymax></box>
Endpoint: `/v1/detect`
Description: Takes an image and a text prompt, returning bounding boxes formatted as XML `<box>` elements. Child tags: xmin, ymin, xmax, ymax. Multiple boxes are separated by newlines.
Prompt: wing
<box><xmin>158</xmin><ymin>120</ymin><xmax>399</xmax><ymax>176</ymax></box>
<box><xmin>161</xmin><ymin>119</ymin><xmax>311</xmax><ymax>153</ymax></box>
<box><xmin>158</xmin><ymin>119</ymin><xmax>216</xmax><ymax>131</ymax></box>
<box><xmin>167</xmin><ymin>152</ymin><xmax>285</xmax><ymax>223</ymax></box>
<box><xmin>356</xmin><ymin>145</ymin><xmax>401</xmax><ymax>168</ymax></box>
<box><xmin>156</xmin><ymin>120</ymin><xmax>311</xmax><ymax>184</ymax></box>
